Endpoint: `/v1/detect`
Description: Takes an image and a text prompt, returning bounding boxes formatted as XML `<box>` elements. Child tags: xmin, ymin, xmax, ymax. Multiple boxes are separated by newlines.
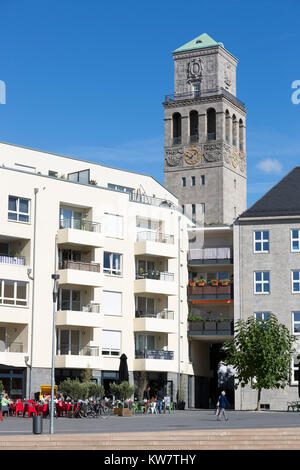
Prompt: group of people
<box><xmin>143</xmin><ymin>386</ymin><xmax>171</xmax><ymax>413</ymax></box>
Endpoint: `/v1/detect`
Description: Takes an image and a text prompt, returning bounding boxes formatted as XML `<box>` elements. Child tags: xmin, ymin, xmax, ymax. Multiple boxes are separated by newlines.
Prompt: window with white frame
<box><xmin>254</xmin><ymin>231</ymin><xmax>269</xmax><ymax>253</ymax></box>
<box><xmin>292</xmin><ymin>312</ymin><xmax>300</xmax><ymax>334</ymax></box>
<box><xmin>102</xmin><ymin>330</ymin><xmax>121</xmax><ymax>356</ymax></box>
<box><xmin>292</xmin><ymin>356</ymin><xmax>300</xmax><ymax>385</ymax></box>
<box><xmin>0</xmin><ymin>280</ymin><xmax>28</xmax><ymax>306</ymax></box>
<box><xmin>102</xmin><ymin>291</ymin><xmax>122</xmax><ymax>316</ymax></box>
<box><xmin>254</xmin><ymin>271</ymin><xmax>270</xmax><ymax>294</ymax></box>
<box><xmin>103</xmin><ymin>252</ymin><xmax>122</xmax><ymax>276</ymax></box>
<box><xmin>292</xmin><ymin>271</ymin><xmax>300</xmax><ymax>293</ymax></box>
<box><xmin>8</xmin><ymin>196</ymin><xmax>30</xmax><ymax>223</ymax></box>
<box><xmin>291</xmin><ymin>230</ymin><xmax>300</xmax><ymax>252</ymax></box>
<box><xmin>255</xmin><ymin>312</ymin><xmax>271</xmax><ymax>322</ymax></box>
<box><xmin>103</xmin><ymin>213</ymin><xmax>123</xmax><ymax>239</ymax></box>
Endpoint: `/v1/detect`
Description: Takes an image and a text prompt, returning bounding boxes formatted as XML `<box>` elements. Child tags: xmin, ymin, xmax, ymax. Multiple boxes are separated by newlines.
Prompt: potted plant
<box><xmin>204</xmin><ymin>318</ymin><xmax>217</xmax><ymax>331</ymax></box>
<box><xmin>109</xmin><ymin>381</ymin><xmax>135</xmax><ymax>416</ymax></box>
<box><xmin>221</xmin><ymin>279</ymin><xmax>230</xmax><ymax>286</ymax></box>
<box><xmin>188</xmin><ymin>280</ymin><xmax>196</xmax><ymax>287</ymax></box>
<box><xmin>197</xmin><ymin>278</ymin><xmax>206</xmax><ymax>287</ymax></box>
<box><xmin>209</xmin><ymin>278</ymin><xmax>220</xmax><ymax>286</ymax></box>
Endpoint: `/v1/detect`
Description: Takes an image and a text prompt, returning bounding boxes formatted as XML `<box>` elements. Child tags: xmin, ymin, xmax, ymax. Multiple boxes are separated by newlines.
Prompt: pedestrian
<box><xmin>156</xmin><ymin>389</ymin><xmax>164</xmax><ymax>414</ymax></box>
<box><xmin>144</xmin><ymin>386</ymin><xmax>151</xmax><ymax>402</ymax></box>
<box><xmin>216</xmin><ymin>390</ymin><xmax>230</xmax><ymax>421</ymax></box>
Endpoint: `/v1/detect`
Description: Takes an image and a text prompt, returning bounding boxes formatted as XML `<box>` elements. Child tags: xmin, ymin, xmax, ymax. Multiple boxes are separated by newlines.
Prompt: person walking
<box><xmin>216</xmin><ymin>391</ymin><xmax>230</xmax><ymax>421</ymax></box>
<box><xmin>156</xmin><ymin>389</ymin><xmax>164</xmax><ymax>414</ymax></box>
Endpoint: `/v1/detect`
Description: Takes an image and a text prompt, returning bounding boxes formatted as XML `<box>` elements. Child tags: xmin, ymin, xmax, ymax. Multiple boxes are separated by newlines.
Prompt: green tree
<box><xmin>222</xmin><ymin>314</ymin><xmax>297</xmax><ymax>411</ymax></box>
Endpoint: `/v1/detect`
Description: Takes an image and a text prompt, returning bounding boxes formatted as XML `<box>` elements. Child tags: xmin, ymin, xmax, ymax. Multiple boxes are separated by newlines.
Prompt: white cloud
<box><xmin>256</xmin><ymin>158</ymin><xmax>283</xmax><ymax>174</ymax></box>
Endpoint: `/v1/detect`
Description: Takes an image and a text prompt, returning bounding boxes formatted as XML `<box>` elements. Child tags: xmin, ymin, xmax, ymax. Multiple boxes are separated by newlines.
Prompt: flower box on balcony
<box><xmin>188</xmin><ymin>321</ymin><xmax>204</xmax><ymax>331</ymax></box>
<box><xmin>217</xmin><ymin>321</ymin><xmax>231</xmax><ymax>331</ymax></box>
<box><xmin>204</xmin><ymin>321</ymin><xmax>217</xmax><ymax>330</ymax></box>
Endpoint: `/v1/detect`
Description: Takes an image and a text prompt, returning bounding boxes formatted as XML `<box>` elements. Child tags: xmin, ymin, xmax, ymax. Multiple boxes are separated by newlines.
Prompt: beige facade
<box><xmin>0</xmin><ymin>142</ymin><xmax>192</xmax><ymax>401</ymax></box>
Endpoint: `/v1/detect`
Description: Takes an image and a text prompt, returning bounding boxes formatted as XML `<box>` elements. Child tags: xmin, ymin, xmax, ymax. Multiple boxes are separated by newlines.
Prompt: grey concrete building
<box><xmin>234</xmin><ymin>167</ymin><xmax>300</xmax><ymax>410</ymax></box>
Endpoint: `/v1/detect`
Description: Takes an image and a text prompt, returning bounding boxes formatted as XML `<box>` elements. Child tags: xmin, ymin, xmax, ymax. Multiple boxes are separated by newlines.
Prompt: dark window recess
<box><xmin>48</xmin><ymin>170</ymin><xmax>58</xmax><ymax>177</ymax></box>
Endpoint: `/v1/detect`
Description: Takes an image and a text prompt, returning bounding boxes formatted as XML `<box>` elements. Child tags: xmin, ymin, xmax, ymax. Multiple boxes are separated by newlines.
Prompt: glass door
<box><xmin>57</xmin><ymin>329</ymin><xmax>80</xmax><ymax>355</ymax></box>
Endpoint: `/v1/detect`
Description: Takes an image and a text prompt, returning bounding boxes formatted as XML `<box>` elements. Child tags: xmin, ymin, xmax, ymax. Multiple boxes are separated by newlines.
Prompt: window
<box><xmin>103</xmin><ymin>213</ymin><xmax>123</xmax><ymax>239</ymax></box>
<box><xmin>292</xmin><ymin>271</ymin><xmax>300</xmax><ymax>293</ymax></box>
<box><xmin>48</xmin><ymin>170</ymin><xmax>58</xmax><ymax>178</ymax></box>
<box><xmin>182</xmin><ymin>205</ymin><xmax>185</xmax><ymax>214</ymax></box>
<box><xmin>104</xmin><ymin>252</ymin><xmax>122</xmax><ymax>276</ymax></box>
<box><xmin>191</xmin><ymin>176</ymin><xmax>196</xmax><ymax>186</ymax></box>
<box><xmin>135</xmin><ymin>334</ymin><xmax>155</xmax><ymax>351</ymax></box>
<box><xmin>292</xmin><ymin>356</ymin><xmax>300</xmax><ymax>385</ymax></box>
<box><xmin>15</xmin><ymin>163</ymin><xmax>36</xmax><ymax>173</ymax></box>
<box><xmin>291</xmin><ymin>230</ymin><xmax>300</xmax><ymax>252</ymax></box>
<box><xmin>254</xmin><ymin>231</ymin><xmax>269</xmax><ymax>253</ymax></box>
<box><xmin>102</xmin><ymin>291</ymin><xmax>122</xmax><ymax>316</ymax></box>
<box><xmin>254</xmin><ymin>271</ymin><xmax>270</xmax><ymax>294</ymax></box>
<box><xmin>201</xmin><ymin>175</ymin><xmax>205</xmax><ymax>185</ymax></box>
<box><xmin>293</xmin><ymin>312</ymin><xmax>300</xmax><ymax>334</ymax></box>
<box><xmin>182</xmin><ymin>177</ymin><xmax>186</xmax><ymax>187</ymax></box>
<box><xmin>102</xmin><ymin>330</ymin><xmax>121</xmax><ymax>356</ymax></box>
<box><xmin>192</xmin><ymin>204</ymin><xmax>196</xmax><ymax>215</ymax></box>
<box><xmin>255</xmin><ymin>312</ymin><xmax>271</xmax><ymax>322</ymax></box>
<box><xmin>8</xmin><ymin>196</ymin><xmax>30</xmax><ymax>223</ymax></box>
<box><xmin>107</xmin><ymin>183</ymin><xmax>133</xmax><ymax>194</ymax></box>
<box><xmin>56</xmin><ymin>329</ymin><xmax>80</xmax><ymax>355</ymax></box>
<box><xmin>136</xmin><ymin>297</ymin><xmax>155</xmax><ymax>317</ymax></box>
<box><xmin>59</xmin><ymin>289</ymin><xmax>81</xmax><ymax>311</ymax></box>
<box><xmin>0</xmin><ymin>280</ymin><xmax>28</xmax><ymax>306</ymax></box>
<box><xmin>59</xmin><ymin>208</ymin><xmax>83</xmax><ymax>229</ymax></box>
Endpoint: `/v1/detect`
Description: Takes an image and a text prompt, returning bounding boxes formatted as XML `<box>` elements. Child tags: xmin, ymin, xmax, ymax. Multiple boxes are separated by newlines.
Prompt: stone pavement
<box><xmin>1</xmin><ymin>410</ymin><xmax>300</xmax><ymax>450</ymax></box>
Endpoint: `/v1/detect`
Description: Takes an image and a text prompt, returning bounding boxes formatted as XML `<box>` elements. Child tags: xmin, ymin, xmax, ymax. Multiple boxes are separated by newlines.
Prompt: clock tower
<box><xmin>163</xmin><ymin>33</ymin><xmax>247</xmax><ymax>225</ymax></box>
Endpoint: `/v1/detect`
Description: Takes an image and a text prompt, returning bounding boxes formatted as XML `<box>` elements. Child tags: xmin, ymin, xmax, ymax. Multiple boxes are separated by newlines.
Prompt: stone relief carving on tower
<box><xmin>202</xmin><ymin>143</ymin><xmax>223</xmax><ymax>162</ymax></box>
<box><xmin>165</xmin><ymin>147</ymin><xmax>184</xmax><ymax>167</ymax></box>
<box><xmin>186</xmin><ymin>58</ymin><xmax>203</xmax><ymax>84</ymax></box>
<box><xmin>224</xmin><ymin>63</ymin><xmax>232</xmax><ymax>89</ymax></box>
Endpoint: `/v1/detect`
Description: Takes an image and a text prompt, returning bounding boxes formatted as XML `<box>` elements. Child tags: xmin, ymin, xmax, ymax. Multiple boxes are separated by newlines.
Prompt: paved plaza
<box><xmin>1</xmin><ymin>409</ymin><xmax>300</xmax><ymax>436</ymax></box>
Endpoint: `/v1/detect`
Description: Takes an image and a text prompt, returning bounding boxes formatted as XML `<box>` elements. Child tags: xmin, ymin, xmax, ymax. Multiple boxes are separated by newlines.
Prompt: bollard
<box><xmin>32</xmin><ymin>414</ymin><xmax>43</xmax><ymax>434</ymax></box>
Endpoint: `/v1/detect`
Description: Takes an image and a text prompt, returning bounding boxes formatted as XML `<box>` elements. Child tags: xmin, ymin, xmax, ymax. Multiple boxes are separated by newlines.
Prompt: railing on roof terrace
<box><xmin>129</xmin><ymin>191</ymin><xmax>177</xmax><ymax>210</ymax></box>
<box><xmin>164</xmin><ymin>87</ymin><xmax>245</xmax><ymax>110</ymax></box>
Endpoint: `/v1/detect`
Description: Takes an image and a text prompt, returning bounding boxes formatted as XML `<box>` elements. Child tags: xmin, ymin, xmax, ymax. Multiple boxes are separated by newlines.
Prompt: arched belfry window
<box><xmin>232</xmin><ymin>114</ymin><xmax>237</xmax><ymax>147</ymax></box>
<box><xmin>172</xmin><ymin>113</ymin><xmax>182</xmax><ymax>145</ymax></box>
<box><xmin>207</xmin><ymin>108</ymin><xmax>216</xmax><ymax>141</ymax></box>
<box><xmin>189</xmin><ymin>110</ymin><xmax>198</xmax><ymax>142</ymax></box>
<box><xmin>225</xmin><ymin>110</ymin><xmax>230</xmax><ymax>143</ymax></box>
<box><xmin>239</xmin><ymin>119</ymin><xmax>244</xmax><ymax>151</ymax></box>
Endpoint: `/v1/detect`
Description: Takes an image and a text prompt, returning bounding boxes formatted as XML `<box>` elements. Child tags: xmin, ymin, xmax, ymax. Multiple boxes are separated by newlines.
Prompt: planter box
<box><xmin>217</xmin><ymin>321</ymin><xmax>231</xmax><ymax>331</ymax></box>
<box><xmin>204</xmin><ymin>321</ymin><xmax>217</xmax><ymax>330</ymax></box>
<box><xmin>118</xmin><ymin>408</ymin><xmax>133</xmax><ymax>416</ymax></box>
<box><xmin>188</xmin><ymin>321</ymin><xmax>204</xmax><ymax>331</ymax></box>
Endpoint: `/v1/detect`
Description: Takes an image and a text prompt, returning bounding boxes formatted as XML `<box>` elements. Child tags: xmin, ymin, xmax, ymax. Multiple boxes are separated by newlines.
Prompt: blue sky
<box><xmin>0</xmin><ymin>0</ymin><xmax>300</xmax><ymax>207</ymax></box>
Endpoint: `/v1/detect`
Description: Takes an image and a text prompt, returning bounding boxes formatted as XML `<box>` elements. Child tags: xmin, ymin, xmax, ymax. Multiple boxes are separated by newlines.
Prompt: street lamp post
<box><xmin>50</xmin><ymin>273</ymin><xmax>59</xmax><ymax>435</ymax></box>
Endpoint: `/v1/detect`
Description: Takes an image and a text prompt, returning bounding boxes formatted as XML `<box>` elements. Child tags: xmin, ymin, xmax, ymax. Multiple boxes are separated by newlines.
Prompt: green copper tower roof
<box><xmin>173</xmin><ymin>33</ymin><xmax>223</xmax><ymax>53</ymax></box>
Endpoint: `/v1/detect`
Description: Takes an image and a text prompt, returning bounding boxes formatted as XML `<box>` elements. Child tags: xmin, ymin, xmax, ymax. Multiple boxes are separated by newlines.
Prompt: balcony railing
<box><xmin>59</xmin><ymin>217</ymin><xmax>101</xmax><ymax>233</ymax></box>
<box><xmin>0</xmin><ymin>254</ymin><xmax>25</xmax><ymax>266</ymax></box>
<box><xmin>129</xmin><ymin>192</ymin><xmax>177</xmax><ymax>210</ymax></box>
<box><xmin>188</xmin><ymin>320</ymin><xmax>234</xmax><ymax>336</ymax></box>
<box><xmin>135</xmin><ymin>349</ymin><xmax>174</xmax><ymax>360</ymax></box>
<box><xmin>136</xmin><ymin>231</ymin><xmax>174</xmax><ymax>245</ymax></box>
<box><xmin>0</xmin><ymin>341</ymin><xmax>24</xmax><ymax>353</ymax></box>
<box><xmin>136</xmin><ymin>271</ymin><xmax>174</xmax><ymax>281</ymax></box>
<box><xmin>59</xmin><ymin>260</ymin><xmax>101</xmax><ymax>272</ymax></box>
<box><xmin>135</xmin><ymin>309</ymin><xmax>175</xmax><ymax>320</ymax></box>
<box><xmin>164</xmin><ymin>87</ymin><xmax>245</xmax><ymax>110</ymax></box>
<box><xmin>59</xmin><ymin>302</ymin><xmax>100</xmax><ymax>313</ymax></box>
<box><xmin>188</xmin><ymin>247</ymin><xmax>233</xmax><ymax>263</ymax></box>
<box><xmin>187</xmin><ymin>284</ymin><xmax>233</xmax><ymax>300</ymax></box>
<box><xmin>57</xmin><ymin>345</ymin><xmax>100</xmax><ymax>356</ymax></box>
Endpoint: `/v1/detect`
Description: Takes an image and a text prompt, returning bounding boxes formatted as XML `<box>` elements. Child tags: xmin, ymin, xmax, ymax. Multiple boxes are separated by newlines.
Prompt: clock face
<box><xmin>185</xmin><ymin>147</ymin><xmax>201</xmax><ymax>165</ymax></box>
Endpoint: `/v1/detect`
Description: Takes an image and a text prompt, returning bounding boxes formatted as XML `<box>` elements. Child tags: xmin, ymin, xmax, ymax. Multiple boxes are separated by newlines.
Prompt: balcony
<box><xmin>134</xmin><ymin>310</ymin><xmax>177</xmax><ymax>334</ymax></box>
<box><xmin>58</xmin><ymin>260</ymin><xmax>103</xmax><ymax>287</ymax></box>
<box><xmin>134</xmin><ymin>349</ymin><xmax>176</xmax><ymax>372</ymax></box>
<box><xmin>56</xmin><ymin>303</ymin><xmax>101</xmax><ymax>328</ymax></box>
<box><xmin>0</xmin><ymin>341</ymin><xmax>27</xmax><ymax>367</ymax></box>
<box><xmin>188</xmin><ymin>320</ymin><xmax>233</xmax><ymax>339</ymax></box>
<box><xmin>188</xmin><ymin>247</ymin><xmax>233</xmax><ymax>265</ymax></box>
<box><xmin>129</xmin><ymin>192</ymin><xmax>177</xmax><ymax>210</ymax></box>
<box><xmin>134</xmin><ymin>272</ymin><xmax>176</xmax><ymax>296</ymax></box>
<box><xmin>164</xmin><ymin>87</ymin><xmax>245</xmax><ymax>110</ymax></box>
<box><xmin>55</xmin><ymin>345</ymin><xmax>101</xmax><ymax>369</ymax></box>
<box><xmin>187</xmin><ymin>284</ymin><xmax>233</xmax><ymax>303</ymax></box>
<box><xmin>58</xmin><ymin>218</ymin><xmax>104</xmax><ymax>248</ymax></box>
<box><xmin>0</xmin><ymin>254</ymin><xmax>26</xmax><ymax>266</ymax></box>
<box><xmin>134</xmin><ymin>231</ymin><xmax>177</xmax><ymax>259</ymax></box>
<box><xmin>0</xmin><ymin>305</ymin><xmax>30</xmax><ymax>325</ymax></box>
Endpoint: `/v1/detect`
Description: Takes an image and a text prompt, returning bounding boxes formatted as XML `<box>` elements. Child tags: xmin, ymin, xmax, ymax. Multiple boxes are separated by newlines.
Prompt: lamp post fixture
<box><xmin>50</xmin><ymin>273</ymin><xmax>60</xmax><ymax>435</ymax></box>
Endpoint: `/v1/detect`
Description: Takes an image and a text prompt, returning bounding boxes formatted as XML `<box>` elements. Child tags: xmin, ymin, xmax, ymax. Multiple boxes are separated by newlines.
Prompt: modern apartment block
<box><xmin>234</xmin><ymin>167</ymin><xmax>300</xmax><ymax>410</ymax></box>
<box><xmin>0</xmin><ymin>142</ymin><xmax>193</xmax><ymax>401</ymax></box>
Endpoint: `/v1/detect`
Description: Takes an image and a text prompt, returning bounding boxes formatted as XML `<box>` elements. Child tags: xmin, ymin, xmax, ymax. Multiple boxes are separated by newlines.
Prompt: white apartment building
<box><xmin>0</xmin><ymin>141</ymin><xmax>193</xmax><ymax>401</ymax></box>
